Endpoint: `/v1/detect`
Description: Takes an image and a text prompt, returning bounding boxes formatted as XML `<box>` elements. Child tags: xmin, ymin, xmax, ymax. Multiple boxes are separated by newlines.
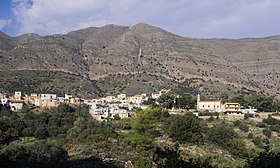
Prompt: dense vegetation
<box><xmin>230</xmin><ymin>94</ymin><xmax>280</xmax><ymax>112</ymax></box>
<box><xmin>1</xmin><ymin>100</ymin><xmax>280</xmax><ymax>167</ymax></box>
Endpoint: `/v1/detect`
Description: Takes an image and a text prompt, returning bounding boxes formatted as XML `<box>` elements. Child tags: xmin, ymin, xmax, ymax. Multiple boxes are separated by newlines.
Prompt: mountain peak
<box><xmin>0</xmin><ymin>31</ymin><xmax>12</xmax><ymax>40</ymax></box>
<box><xmin>131</xmin><ymin>22</ymin><xmax>159</xmax><ymax>30</ymax></box>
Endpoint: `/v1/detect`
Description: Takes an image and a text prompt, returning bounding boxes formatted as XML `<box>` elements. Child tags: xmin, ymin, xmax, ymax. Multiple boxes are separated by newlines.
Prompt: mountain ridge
<box><xmin>0</xmin><ymin>23</ymin><xmax>279</xmax><ymax>99</ymax></box>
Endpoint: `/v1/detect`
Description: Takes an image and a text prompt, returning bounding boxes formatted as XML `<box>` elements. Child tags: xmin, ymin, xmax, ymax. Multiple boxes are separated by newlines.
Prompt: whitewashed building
<box><xmin>197</xmin><ymin>94</ymin><xmax>222</xmax><ymax>112</ymax></box>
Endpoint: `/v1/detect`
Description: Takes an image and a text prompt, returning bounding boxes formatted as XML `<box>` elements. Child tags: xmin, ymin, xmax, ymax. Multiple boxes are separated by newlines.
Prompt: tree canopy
<box><xmin>164</xmin><ymin>113</ymin><xmax>203</xmax><ymax>144</ymax></box>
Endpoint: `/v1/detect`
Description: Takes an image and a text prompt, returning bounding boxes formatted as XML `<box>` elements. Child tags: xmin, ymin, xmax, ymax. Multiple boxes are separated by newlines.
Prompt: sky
<box><xmin>0</xmin><ymin>0</ymin><xmax>280</xmax><ymax>39</ymax></box>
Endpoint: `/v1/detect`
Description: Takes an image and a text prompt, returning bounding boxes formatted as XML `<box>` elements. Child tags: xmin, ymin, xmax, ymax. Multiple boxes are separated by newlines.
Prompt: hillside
<box><xmin>1</xmin><ymin>106</ymin><xmax>280</xmax><ymax>167</ymax></box>
<box><xmin>0</xmin><ymin>23</ymin><xmax>279</xmax><ymax>98</ymax></box>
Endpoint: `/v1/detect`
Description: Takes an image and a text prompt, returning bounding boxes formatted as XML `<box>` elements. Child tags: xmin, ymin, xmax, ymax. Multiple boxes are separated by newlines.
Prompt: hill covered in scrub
<box><xmin>0</xmin><ymin>23</ymin><xmax>280</xmax><ymax>98</ymax></box>
<box><xmin>1</xmin><ymin>105</ymin><xmax>280</xmax><ymax>167</ymax></box>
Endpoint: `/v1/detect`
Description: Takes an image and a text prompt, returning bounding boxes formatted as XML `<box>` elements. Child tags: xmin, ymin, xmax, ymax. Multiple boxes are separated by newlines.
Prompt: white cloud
<box><xmin>0</xmin><ymin>19</ymin><xmax>12</xmax><ymax>30</ymax></box>
<box><xmin>10</xmin><ymin>0</ymin><xmax>280</xmax><ymax>38</ymax></box>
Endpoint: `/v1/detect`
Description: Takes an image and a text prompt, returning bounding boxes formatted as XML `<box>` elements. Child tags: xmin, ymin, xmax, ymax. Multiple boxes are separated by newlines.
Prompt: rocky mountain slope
<box><xmin>0</xmin><ymin>23</ymin><xmax>279</xmax><ymax>98</ymax></box>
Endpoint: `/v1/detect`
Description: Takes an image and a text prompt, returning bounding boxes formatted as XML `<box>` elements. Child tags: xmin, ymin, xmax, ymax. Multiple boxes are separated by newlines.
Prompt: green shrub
<box><xmin>249</xmin><ymin>149</ymin><xmax>280</xmax><ymax>168</ymax></box>
<box><xmin>247</xmin><ymin>133</ymin><xmax>253</xmax><ymax>139</ymax></box>
<box><xmin>239</xmin><ymin>123</ymin><xmax>249</xmax><ymax>132</ymax></box>
<box><xmin>206</xmin><ymin>123</ymin><xmax>248</xmax><ymax>158</ymax></box>
<box><xmin>164</xmin><ymin>113</ymin><xmax>203</xmax><ymax>144</ymax></box>
<box><xmin>269</xmin><ymin>125</ymin><xmax>280</xmax><ymax>133</ymax></box>
<box><xmin>263</xmin><ymin>128</ymin><xmax>272</xmax><ymax>138</ymax></box>
<box><xmin>263</xmin><ymin>115</ymin><xmax>280</xmax><ymax>125</ymax></box>
<box><xmin>135</xmin><ymin>157</ymin><xmax>151</xmax><ymax>168</ymax></box>
<box><xmin>206</xmin><ymin>123</ymin><xmax>238</xmax><ymax>147</ymax></box>
<box><xmin>252</xmin><ymin>137</ymin><xmax>263</xmax><ymax>148</ymax></box>
<box><xmin>256</xmin><ymin>122</ymin><xmax>266</xmax><ymax>128</ymax></box>
<box><xmin>244</xmin><ymin>114</ymin><xmax>249</xmax><ymax>120</ymax></box>
<box><xmin>206</xmin><ymin>116</ymin><xmax>214</xmax><ymax>122</ymax></box>
<box><xmin>233</xmin><ymin>120</ymin><xmax>242</xmax><ymax>126</ymax></box>
<box><xmin>0</xmin><ymin>140</ymin><xmax>68</xmax><ymax>168</ymax></box>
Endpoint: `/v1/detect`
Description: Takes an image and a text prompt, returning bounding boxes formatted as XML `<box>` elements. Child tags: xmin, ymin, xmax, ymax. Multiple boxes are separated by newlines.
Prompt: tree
<box><xmin>230</xmin><ymin>94</ymin><xmax>247</xmax><ymax>107</ymax></box>
<box><xmin>206</xmin><ymin>123</ymin><xmax>238</xmax><ymax>147</ymax></box>
<box><xmin>132</xmin><ymin>108</ymin><xmax>167</xmax><ymax>135</ymax></box>
<box><xmin>56</xmin><ymin>103</ymin><xmax>76</xmax><ymax>113</ymax></box>
<box><xmin>157</xmin><ymin>93</ymin><xmax>175</xmax><ymax>109</ymax></box>
<box><xmin>0</xmin><ymin>117</ymin><xmax>19</xmax><ymax>144</ymax></box>
<box><xmin>142</xmin><ymin>98</ymin><xmax>158</xmax><ymax>108</ymax></box>
<box><xmin>126</xmin><ymin>108</ymin><xmax>168</xmax><ymax>148</ymax></box>
<box><xmin>153</xmin><ymin>146</ymin><xmax>188</xmax><ymax>168</ymax></box>
<box><xmin>249</xmin><ymin>148</ymin><xmax>280</xmax><ymax>168</ymax></box>
<box><xmin>164</xmin><ymin>113</ymin><xmax>203</xmax><ymax>144</ymax></box>
<box><xmin>0</xmin><ymin>140</ymin><xmax>68</xmax><ymax>168</ymax></box>
<box><xmin>175</xmin><ymin>95</ymin><xmax>196</xmax><ymax>109</ymax></box>
<box><xmin>206</xmin><ymin>123</ymin><xmax>248</xmax><ymax>158</ymax></box>
<box><xmin>246</xmin><ymin>94</ymin><xmax>274</xmax><ymax>112</ymax></box>
<box><xmin>230</xmin><ymin>94</ymin><xmax>277</xmax><ymax>112</ymax></box>
<box><xmin>34</xmin><ymin>126</ymin><xmax>49</xmax><ymax>139</ymax></box>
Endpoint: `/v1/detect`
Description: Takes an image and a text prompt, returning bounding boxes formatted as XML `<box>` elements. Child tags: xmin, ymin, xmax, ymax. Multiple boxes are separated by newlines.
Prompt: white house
<box><xmin>222</xmin><ymin>102</ymin><xmax>241</xmax><ymax>112</ymax></box>
<box><xmin>9</xmin><ymin>100</ymin><xmax>24</xmax><ymax>111</ymax></box>
<box><xmin>39</xmin><ymin>94</ymin><xmax>57</xmax><ymax>100</ymax></box>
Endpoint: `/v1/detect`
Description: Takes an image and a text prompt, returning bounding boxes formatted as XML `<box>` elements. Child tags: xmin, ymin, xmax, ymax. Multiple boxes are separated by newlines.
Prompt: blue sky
<box><xmin>1</xmin><ymin>0</ymin><xmax>280</xmax><ymax>39</ymax></box>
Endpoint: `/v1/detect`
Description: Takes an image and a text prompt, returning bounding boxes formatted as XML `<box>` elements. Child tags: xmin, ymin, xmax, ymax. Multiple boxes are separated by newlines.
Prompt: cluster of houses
<box><xmin>0</xmin><ymin>90</ymin><xmax>168</xmax><ymax>121</ymax></box>
<box><xmin>0</xmin><ymin>90</ymin><xmax>257</xmax><ymax>121</ymax></box>
<box><xmin>196</xmin><ymin>94</ymin><xmax>257</xmax><ymax>119</ymax></box>
<box><xmin>0</xmin><ymin>92</ymin><xmax>86</xmax><ymax>112</ymax></box>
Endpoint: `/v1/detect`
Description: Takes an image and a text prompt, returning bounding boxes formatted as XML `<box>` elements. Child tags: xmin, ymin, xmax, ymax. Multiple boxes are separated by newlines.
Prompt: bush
<box><xmin>263</xmin><ymin>128</ymin><xmax>272</xmax><ymax>138</ymax></box>
<box><xmin>0</xmin><ymin>140</ymin><xmax>68</xmax><ymax>168</ymax></box>
<box><xmin>135</xmin><ymin>157</ymin><xmax>151</xmax><ymax>168</ymax></box>
<box><xmin>252</xmin><ymin>137</ymin><xmax>263</xmax><ymax>148</ymax></box>
<box><xmin>132</xmin><ymin>108</ymin><xmax>168</xmax><ymax>135</ymax></box>
<box><xmin>153</xmin><ymin>146</ymin><xmax>188</xmax><ymax>167</ymax></box>
<box><xmin>249</xmin><ymin>149</ymin><xmax>280</xmax><ymax>168</ymax></box>
<box><xmin>248</xmin><ymin>133</ymin><xmax>253</xmax><ymax>139</ymax></box>
<box><xmin>206</xmin><ymin>123</ymin><xmax>248</xmax><ymax>158</ymax></box>
<box><xmin>244</xmin><ymin>114</ymin><xmax>249</xmax><ymax>120</ymax></box>
<box><xmin>226</xmin><ymin>139</ymin><xmax>248</xmax><ymax>158</ymax></box>
<box><xmin>263</xmin><ymin>115</ymin><xmax>280</xmax><ymax>125</ymax></box>
<box><xmin>239</xmin><ymin>123</ymin><xmax>249</xmax><ymax>132</ymax></box>
<box><xmin>206</xmin><ymin>116</ymin><xmax>214</xmax><ymax>122</ymax></box>
<box><xmin>164</xmin><ymin>113</ymin><xmax>203</xmax><ymax>144</ymax></box>
<box><xmin>113</xmin><ymin>114</ymin><xmax>121</xmax><ymax>120</ymax></box>
<box><xmin>233</xmin><ymin>120</ymin><xmax>242</xmax><ymax>126</ymax></box>
<box><xmin>256</xmin><ymin>122</ymin><xmax>267</xmax><ymax>128</ymax></box>
<box><xmin>206</xmin><ymin>123</ymin><xmax>238</xmax><ymax>147</ymax></box>
<box><xmin>269</xmin><ymin>125</ymin><xmax>280</xmax><ymax>133</ymax></box>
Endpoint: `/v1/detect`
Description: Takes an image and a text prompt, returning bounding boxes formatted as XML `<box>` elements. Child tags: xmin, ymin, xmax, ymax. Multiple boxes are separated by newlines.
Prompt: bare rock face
<box><xmin>0</xmin><ymin>23</ymin><xmax>279</xmax><ymax>98</ymax></box>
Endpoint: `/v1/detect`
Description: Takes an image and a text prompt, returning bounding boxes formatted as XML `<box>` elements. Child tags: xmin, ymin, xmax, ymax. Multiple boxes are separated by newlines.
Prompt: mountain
<box><xmin>0</xmin><ymin>23</ymin><xmax>279</xmax><ymax>99</ymax></box>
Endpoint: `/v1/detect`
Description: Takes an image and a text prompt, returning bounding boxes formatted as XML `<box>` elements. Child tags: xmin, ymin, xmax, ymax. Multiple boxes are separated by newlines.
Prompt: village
<box><xmin>0</xmin><ymin>89</ymin><xmax>258</xmax><ymax>121</ymax></box>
